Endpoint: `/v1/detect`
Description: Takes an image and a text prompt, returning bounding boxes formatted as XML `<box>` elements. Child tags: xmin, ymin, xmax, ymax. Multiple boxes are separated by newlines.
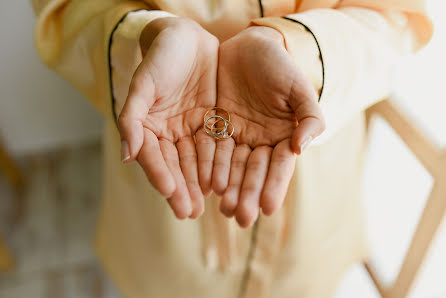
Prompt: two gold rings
<box><xmin>203</xmin><ymin>107</ymin><xmax>234</xmax><ymax>140</ymax></box>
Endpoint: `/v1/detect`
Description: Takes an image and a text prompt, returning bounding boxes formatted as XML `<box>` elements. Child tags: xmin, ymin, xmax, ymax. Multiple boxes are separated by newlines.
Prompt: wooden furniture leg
<box><xmin>0</xmin><ymin>143</ymin><xmax>24</xmax><ymax>189</ymax></box>
<box><xmin>364</xmin><ymin>99</ymin><xmax>446</xmax><ymax>298</ymax></box>
<box><xmin>0</xmin><ymin>143</ymin><xmax>21</xmax><ymax>272</ymax></box>
<box><xmin>0</xmin><ymin>238</ymin><xmax>14</xmax><ymax>272</ymax></box>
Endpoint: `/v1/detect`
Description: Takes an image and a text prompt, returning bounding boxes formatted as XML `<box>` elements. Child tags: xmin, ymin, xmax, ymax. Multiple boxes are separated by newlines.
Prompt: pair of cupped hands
<box><xmin>118</xmin><ymin>17</ymin><xmax>325</xmax><ymax>228</ymax></box>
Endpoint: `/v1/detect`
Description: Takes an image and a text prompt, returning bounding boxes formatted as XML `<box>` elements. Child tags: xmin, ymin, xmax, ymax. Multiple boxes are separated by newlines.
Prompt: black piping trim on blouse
<box><xmin>108</xmin><ymin>9</ymin><xmax>147</xmax><ymax>124</ymax></box>
<box><xmin>282</xmin><ymin>17</ymin><xmax>325</xmax><ymax>102</ymax></box>
<box><xmin>258</xmin><ymin>0</ymin><xmax>264</xmax><ymax>17</ymax></box>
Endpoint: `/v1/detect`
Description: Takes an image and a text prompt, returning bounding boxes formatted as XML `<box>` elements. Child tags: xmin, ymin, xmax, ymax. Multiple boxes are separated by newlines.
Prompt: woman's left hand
<box><xmin>214</xmin><ymin>26</ymin><xmax>325</xmax><ymax>228</ymax></box>
<box><xmin>117</xmin><ymin>17</ymin><xmax>219</xmax><ymax>220</ymax></box>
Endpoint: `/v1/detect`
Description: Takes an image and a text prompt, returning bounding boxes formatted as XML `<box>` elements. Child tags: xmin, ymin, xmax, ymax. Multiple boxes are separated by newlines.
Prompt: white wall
<box><xmin>0</xmin><ymin>1</ymin><xmax>103</xmax><ymax>155</ymax></box>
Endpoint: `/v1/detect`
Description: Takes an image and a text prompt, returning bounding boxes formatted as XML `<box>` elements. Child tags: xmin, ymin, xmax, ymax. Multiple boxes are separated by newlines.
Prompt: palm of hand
<box><xmin>136</xmin><ymin>22</ymin><xmax>217</xmax><ymax>141</ymax></box>
<box><xmin>214</xmin><ymin>27</ymin><xmax>324</xmax><ymax>228</ymax></box>
<box><xmin>217</xmin><ymin>30</ymin><xmax>298</xmax><ymax>148</ymax></box>
<box><xmin>119</xmin><ymin>18</ymin><xmax>219</xmax><ymax>219</ymax></box>
<box><xmin>140</xmin><ymin>64</ymin><xmax>215</xmax><ymax>142</ymax></box>
<box><xmin>141</xmin><ymin>35</ymin><xmax>216</xmax><ymax>141</ymax></box>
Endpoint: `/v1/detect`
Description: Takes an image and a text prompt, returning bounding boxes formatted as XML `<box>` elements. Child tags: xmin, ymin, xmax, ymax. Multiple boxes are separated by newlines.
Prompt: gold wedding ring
<box><xmin>203</xmin><ymin>108</ymin><xmax>234</xmax><ymax>140</ymax></box>
<box><xmin>203</xmin><ymin>108</ymin><xmax>231</xmax><ymax>128</ymax></box>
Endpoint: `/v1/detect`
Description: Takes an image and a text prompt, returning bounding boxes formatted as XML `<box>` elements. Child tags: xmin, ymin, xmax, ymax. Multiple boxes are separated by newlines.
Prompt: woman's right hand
<box><xmin>117</xmin><ymin>17</ymin><xmax>219</xmax><ymax>220</ymax></box>
<box><xmin>215</xmin><ymin>26</ymin><xmax>325</xmax><ymax>228</ymax></box>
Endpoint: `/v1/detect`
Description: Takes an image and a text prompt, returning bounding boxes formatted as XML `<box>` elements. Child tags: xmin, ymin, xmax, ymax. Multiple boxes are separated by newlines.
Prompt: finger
<box><xmin>177</xmin><ymin>136</ymin><xmax>205</xmax><ymax>219</ymax></box>
<box><xmin>236</xmin><ymin>146</ymin><xmax>272</xmax><ymax>228</ymax></box>
<box><xmin>159</xmin><ymin>140</ymin><xmax>193</xmax><ymax>219</ymax></box>
<box><xmin>291</xmin><ymin>116</ymin><xmax>324</xmax><ymax>154</ymax></box>
<box><xmin>212</xmin><ymin>138</ymin><xmax>235</xmax><ymax>196</ymax></box>
<box><xmin>196</xmin><ymin>129</ymin><xmax>216</xmax><ymax>196</ymax></box>
<box><xmin>220</xmin><ymin>144</ymin><xmax>251</xmax><ymax>218</ymax></box>
<box><xmin>289</xmin><ymin>74</ymin><xmax>325</xmax><ymax>154</ymax></box>
<box><xmin>117</xmin><ymin>64</ymin><xmax>156</xmax><ymax>163</ymax></box>
<box><xmin>137</xmin><ymin>129</ymin><xmax>176</xmax><ymax>198</ymax></box>
<box><xmin>260</xmin><ymin>139</ymin><xmax>296</xmax><ymax>216</ymax></box>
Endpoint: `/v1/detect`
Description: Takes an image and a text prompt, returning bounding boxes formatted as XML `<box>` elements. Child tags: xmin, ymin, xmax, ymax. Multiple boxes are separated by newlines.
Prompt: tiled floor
<box><xmin>0</xmin><ymin>143</ymin><xmax>122</xmax><ymax>298</ymax></box>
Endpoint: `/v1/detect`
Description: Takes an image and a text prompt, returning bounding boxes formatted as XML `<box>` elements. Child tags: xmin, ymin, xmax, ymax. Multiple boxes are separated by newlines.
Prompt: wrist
<box><xmin>240</xmin><ymin>26</ymin><xmax>285</xmax><ymax>46</ymax></box>
<box><xmin>110</xmin><ymin>10</ymin><xmax>176</xmax><ymax>118</ymax></box>
<box><xmin>139</xmin><ymin>17</ymin><xmax>177</xmax><ymax>56</ymax></box>
<box><xmin>249</xmin><ymin>18</ymin><xmax>323</xmax><ymax>97</ymax></box>
<box><xmin>140</xmin><ymin>17</ymin><xmax>205</xmax><ymax>56</ymax></box>
<box><xmin>140</xmin><ymin>17</ymin><xmax>218</xmax><ymax>58</ymax></box>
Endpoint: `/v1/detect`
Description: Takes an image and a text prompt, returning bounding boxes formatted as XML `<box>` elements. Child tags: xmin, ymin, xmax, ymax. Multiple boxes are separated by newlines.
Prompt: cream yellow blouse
<box><xmin>32</xmin><ymin>1</ymin><xmax>432</xmax><ymax>297</ymax></box>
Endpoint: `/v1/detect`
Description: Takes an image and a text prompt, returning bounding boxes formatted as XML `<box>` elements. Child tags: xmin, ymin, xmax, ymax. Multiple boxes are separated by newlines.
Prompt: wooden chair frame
<box><xmin>364</xmin><ymin>99</ymin><xmax>446</xmax><ymax>298</ymax></box>
<box><xmin>0</xmin><ymin>143</ymin><xmax>22</xmax><ymax>272</ymax></box>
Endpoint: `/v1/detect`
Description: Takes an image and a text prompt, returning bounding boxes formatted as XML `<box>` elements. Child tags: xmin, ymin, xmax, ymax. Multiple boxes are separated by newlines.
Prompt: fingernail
<box><xmin>299</xmin><ymin>136</ymin><xmax>313</xmax><ymax>154</ymax></box>
<box><xmin>121</xmin><ymin>140</ymin><xmax>131</xmax><ymax>163</ymax></box>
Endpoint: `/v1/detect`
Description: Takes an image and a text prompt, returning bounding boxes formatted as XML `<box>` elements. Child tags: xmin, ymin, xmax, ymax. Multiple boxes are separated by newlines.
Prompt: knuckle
<box><xmin>272</xmin><ymin>152</ymin><xmax>290</xmax><ymax>164</ymax></box>
<box><xmin>231</xmin><ymin>160</ymin><xmax>246</xmax><ymax>168</ymax></box>
<box><xmin>185</xmin><ymin>177</ymin><xmax>200</xmax><ymax>186</ymax></box>
<box><xmin>241</xmin><ymin>185</ymin><xmax>258</xmax><ymax>196</ymax></box>
<box><xmin>267</xmin><ymin>175</ymin><xmax>283</xmax><ymax>188</ymax></box>
<box><xmin>198</xmin><ymin>159</ymin><xmax>214</xmax><ymax>169</ymax></box>
<box><xmin>227</xmin><ymin>182</ymin><xmax>241</xmax><ymax>189</ymax></box>
<box><xmin>246</xmin><ymin>160</ymin><xmax>264</xmax><ymax>171</ymax></box>
<box><xmin>196</xmin><ymin>137</ymin><xmax>214</xmax><ymax>146</ymax></box>
<box><xmin>164</xmin><ymin>156</ymin><xmax>179</xmax><ymax>164</ymax></box>
<box><xmin>237</xmin><ymin>144</ymin><xmax>251</xmax><ymax>153</ymax></box>
<box><xmin>216</xmin><ymin>142</ymin><xmax>235</xmax><ymax>152</ymax></box>
<box><xmin>213</xmin><ymin>160</ymin><xmax>228</xmax><ymax>169</ymax></box>
<box><xmin>180</xmin><ymin>153</ymin><xmax>197</xmax><ymax>162</ymax></box>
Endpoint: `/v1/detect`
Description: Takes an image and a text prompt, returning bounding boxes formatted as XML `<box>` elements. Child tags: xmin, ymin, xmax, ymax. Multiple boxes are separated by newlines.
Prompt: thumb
<box><xmin>117</xmin><ymin>70</ymin><xmax>156</xmax><ymax>163</ymax></box>
<box><xmin>289</xmin><ymin>78</ymin><xmax>325</xmax><ymax>155</ymax></box>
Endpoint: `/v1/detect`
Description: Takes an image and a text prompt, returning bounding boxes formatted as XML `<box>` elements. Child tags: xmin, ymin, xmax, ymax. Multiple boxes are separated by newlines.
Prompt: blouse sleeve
<box><xmin>32</xmin><ymin>0</ymin><xmax>153</xmax><ymax>118</ymax></box>
<box><xmin>250</xmin><ymin>0</ymin><xmax>433</xmax><ymax>142</ymax></box>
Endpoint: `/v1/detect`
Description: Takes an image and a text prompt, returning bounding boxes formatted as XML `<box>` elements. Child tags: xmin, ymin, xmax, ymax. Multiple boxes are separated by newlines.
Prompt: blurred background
<box><xmin>0</xmin><ymin>1</ymin><xmax>445</xmax><ymax>297</ymax></box>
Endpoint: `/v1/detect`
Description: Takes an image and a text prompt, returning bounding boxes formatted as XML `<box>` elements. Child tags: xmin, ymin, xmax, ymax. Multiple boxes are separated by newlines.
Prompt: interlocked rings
<box><xmin>203</xmin><ymin>108</ymin><xmax>234</xmax><ymax>140</ymax></box>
